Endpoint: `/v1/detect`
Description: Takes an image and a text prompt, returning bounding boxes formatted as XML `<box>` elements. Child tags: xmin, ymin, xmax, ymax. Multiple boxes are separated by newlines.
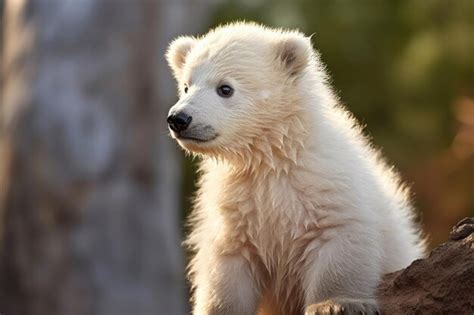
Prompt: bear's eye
<box><xmin>217</xmin><ymin>85</ymin><xmax>234</xmax><ymax>98</ymax></box>
<box><xmin>184</xmin><ymin>86</ymin><xmax>189</xmax><ymax>94</ymax></box>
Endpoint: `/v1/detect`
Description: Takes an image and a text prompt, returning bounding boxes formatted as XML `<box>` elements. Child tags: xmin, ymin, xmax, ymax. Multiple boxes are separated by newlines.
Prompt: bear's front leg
<box><xmin>192</xmin><ymin>252</ymin><xmax>260</xmax><ymax>315</ymax></box>
<box><xmin>302</xmin><ymin>231</ymin><xmax>382</xmax><ymax>315</ymax></box>
<box><xmin>304</xmin><ymin>298</ymin><xmax>379</xmax><ymax>315</ymax></box>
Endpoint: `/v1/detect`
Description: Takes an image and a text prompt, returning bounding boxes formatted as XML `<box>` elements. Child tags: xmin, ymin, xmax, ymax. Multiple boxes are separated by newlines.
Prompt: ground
<box><xmin>379</xmin><ymin>217</ymin><xmax>474</xmax><ymax>314</ymax></box>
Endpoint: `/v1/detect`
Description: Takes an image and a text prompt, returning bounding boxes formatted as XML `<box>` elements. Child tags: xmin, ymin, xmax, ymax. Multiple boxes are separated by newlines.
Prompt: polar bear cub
<box><xmin>166</xmin><ymin>22</ymin><xmax>425</xmax><ymax>315</ymax></box>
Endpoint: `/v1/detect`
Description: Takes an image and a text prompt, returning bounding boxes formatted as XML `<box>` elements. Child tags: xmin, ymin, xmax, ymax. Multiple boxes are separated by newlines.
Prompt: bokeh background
<box><xmin>0</xmin><ymin>1</ymin><xmax>472</xmax><ymax>314</ymax></box>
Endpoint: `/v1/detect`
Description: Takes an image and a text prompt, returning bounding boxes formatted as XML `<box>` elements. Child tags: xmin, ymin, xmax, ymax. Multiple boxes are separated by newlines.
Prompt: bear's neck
<box><xmin>224</xmin><ymin>113</ymin><xmax>310</xmax><ymax>178</ymax></box>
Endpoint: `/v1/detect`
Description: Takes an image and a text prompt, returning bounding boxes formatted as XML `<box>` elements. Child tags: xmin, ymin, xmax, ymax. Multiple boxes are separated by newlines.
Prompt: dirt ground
<box><xmin>379</xmin><ymin>218</ymin><xmax>474</xmax><ymax>314</ymax></box>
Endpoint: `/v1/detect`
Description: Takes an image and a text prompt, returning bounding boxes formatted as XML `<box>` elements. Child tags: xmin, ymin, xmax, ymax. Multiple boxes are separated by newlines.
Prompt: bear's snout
<box><xmin>167</xmin><ymin>111</ymin><xmax>192</xmax><ymax>132</ymax></box>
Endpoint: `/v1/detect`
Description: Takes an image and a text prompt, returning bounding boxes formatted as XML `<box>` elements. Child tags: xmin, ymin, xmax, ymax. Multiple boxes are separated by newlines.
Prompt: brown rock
<box><xmin>379</xmin><ymin>217</ymin><xmax>474</xmax><ymax>314</ymax></box>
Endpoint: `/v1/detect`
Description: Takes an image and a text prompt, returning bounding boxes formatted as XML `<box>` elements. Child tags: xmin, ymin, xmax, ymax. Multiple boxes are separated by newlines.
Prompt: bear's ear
<box><xmin>166</xmin><ymin>36</ymin><xmax>196</xmax><ymax>79</ymax></box>
<box><xmin>275</xmin><ymin>33</ymin><xmax>312</xmax><ymax>78</ymax></box>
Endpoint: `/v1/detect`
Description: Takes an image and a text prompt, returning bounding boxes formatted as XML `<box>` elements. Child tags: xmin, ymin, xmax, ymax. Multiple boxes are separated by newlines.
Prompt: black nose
<box><xmin>167</xmin><ymin>112</ymin><xmax>192</xmax><ymax>132</ymax></box>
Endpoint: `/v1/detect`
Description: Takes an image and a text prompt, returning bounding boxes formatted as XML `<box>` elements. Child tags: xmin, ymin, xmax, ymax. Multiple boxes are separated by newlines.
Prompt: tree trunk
<box><xmin>0</xmin><ymin>1</ymin><xmax>210</xmax><ymax>314</ymax></box>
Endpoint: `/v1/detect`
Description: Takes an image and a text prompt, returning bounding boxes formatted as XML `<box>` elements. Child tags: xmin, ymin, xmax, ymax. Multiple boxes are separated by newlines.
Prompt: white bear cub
<box><xmin>166</xmin><ymin>22</ymin><xmax>425</xmax><ymax>315</ymax></box>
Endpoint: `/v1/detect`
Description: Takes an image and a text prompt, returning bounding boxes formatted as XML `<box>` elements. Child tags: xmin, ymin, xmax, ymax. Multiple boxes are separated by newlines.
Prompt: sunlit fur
<box><xmin>167</xmin><ymin>22</ymin><xmax>425</xmax><ymax>315</ymax></box>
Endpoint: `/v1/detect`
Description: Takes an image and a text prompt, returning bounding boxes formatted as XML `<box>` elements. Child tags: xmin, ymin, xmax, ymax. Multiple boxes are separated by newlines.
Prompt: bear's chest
<box><xmin>219</xmin><ymin>176</ymin><xmax>321</xmax><ymax>266</ymax></box>
<box><xmin>208</xmin><ymin>165</ymin><xmax>326</xmax><ymax>262</ymax></box>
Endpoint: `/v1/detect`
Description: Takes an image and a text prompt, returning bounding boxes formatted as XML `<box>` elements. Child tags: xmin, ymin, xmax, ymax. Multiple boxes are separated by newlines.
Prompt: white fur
<box><xmin>166</xmin><ymin>22</ymin><xmax>425</xmax><ymax>315</ymax></box>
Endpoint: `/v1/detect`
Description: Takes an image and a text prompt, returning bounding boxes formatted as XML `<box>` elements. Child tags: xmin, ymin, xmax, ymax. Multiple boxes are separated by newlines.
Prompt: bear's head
<box><xmin>166</xmin><ymin>23</ymin><xmax>319</xmax><ymax>163</ymax></box>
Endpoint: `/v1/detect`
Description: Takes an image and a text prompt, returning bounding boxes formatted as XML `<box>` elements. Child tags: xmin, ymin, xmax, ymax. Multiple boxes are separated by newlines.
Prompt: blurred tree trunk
<box><xmin>0</xmin><ymin>0</ymin><xmax>211</xmax><ymax>314</ymax></box>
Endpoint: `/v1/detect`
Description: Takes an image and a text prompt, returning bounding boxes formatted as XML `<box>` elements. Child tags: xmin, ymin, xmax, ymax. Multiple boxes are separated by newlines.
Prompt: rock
<box><xmin>379</xmin><ymin>217</ymin><xmax>474</xmax><ymax>314</ymax></box>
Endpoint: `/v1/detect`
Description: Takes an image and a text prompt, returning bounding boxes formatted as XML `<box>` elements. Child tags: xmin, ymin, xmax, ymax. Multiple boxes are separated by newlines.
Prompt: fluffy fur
<box><xmin>166</xmin><ymin>22</ymin><xmax>425</xmax><ymax>315</ymax></box>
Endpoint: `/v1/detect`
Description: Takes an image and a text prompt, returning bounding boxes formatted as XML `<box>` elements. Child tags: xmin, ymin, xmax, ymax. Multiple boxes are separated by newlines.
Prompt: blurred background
<box><xmin>0</xmin><ymin>0</ymin><xmax>472</xmax><ymax>314</ymax></box>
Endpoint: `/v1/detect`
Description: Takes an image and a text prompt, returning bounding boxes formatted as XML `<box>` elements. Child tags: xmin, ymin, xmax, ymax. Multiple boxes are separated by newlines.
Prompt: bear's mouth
<box><xmin>178</xmin><ymin>134</ymin><xmax>217</xmax><ymax>143</ymax></box>
<box><xmin>170</xmin><ymin>125</ymin><xmax>218</xmax><ymax>143</ymax></box>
